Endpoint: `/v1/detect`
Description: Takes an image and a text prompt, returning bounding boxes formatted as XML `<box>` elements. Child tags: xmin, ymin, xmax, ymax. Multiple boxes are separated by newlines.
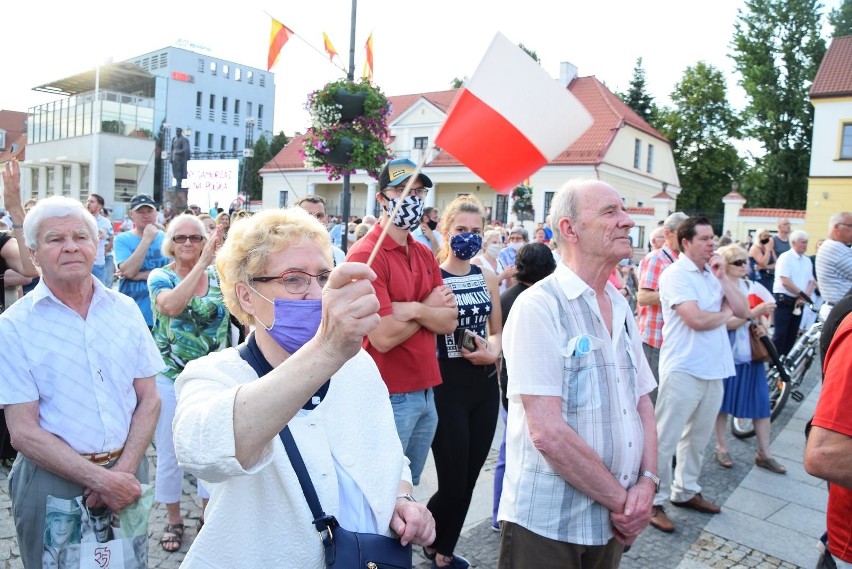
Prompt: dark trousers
<box><xmin>428</xmin><ymin>358</ymin><xmax>499</xmax><ymax>555</ymax></box>
<box><xmin>498</xmin><ymin>521</ymin><xmax>624</xmax><ymax>569</ymax></box>
<box><xmin>773</xmin><ymin>298</ymin><xmax>802</xmax><ymax>357</ymax></box>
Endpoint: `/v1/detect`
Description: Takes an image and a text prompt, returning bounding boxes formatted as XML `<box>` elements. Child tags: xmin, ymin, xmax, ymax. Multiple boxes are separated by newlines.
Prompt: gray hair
<box><xmin>550</xmin><ymin>178</ymin><xmax>602</xmax><ymax>248</ymax></box>
<box><xmin>509</xmin><ymin>226</ymin><xmax>529</xmax><ymax>241</ymax></box>
<box><xmin>790</xmin><ymin>229</ymin><xmax>808</xmax><ymax>243</ymax></box>
<box><xmin>23</xmin><ymin>196</ymin><xmax>97</xmax><ymax>249</ymax></box>
<box><xmin>829</xmin><ymin>212</ymin><xmax>852</xmax><ymax>231</ymax></box>
<box><xmin>162</xmin><ymin>213</ymin><xmax>208</xmax><ymax>257</ymax></box>
<box><xmin>663</xmin><ymin>211</ymin><xmax>688</xmax><ymax>233</ymax></box>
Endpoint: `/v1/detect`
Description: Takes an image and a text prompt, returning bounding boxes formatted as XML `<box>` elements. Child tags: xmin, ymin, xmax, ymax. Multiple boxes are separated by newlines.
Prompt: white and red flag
<box><xmin>435</xmin><ymin>32</ymin><xmax>593</xmax><ymax>193</ymax></box>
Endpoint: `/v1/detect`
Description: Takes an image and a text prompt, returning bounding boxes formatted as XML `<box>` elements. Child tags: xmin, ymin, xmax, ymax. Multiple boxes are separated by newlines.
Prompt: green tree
<box><xmin>730</xmin><ymin>0</ymin><xmax>827</xmax><ymax>209</ymax></box>
<box><xmin>450</xmin><ymin>77</ymin><xmax>465</xmax><ymax>88</ymax></box>
<box><xmin>248</xmin><ymin>131</ymin><xmax>290</xmax><ymax>200</ymax></box>
<box><xmin>830</xmin><ymin>0</ymin><xmax>852</xmax><ymax>36</ymax></box>
<box><xmin>518</xmin><ymin>43</ymin><xmax>540</xmax><ymax>64</ymax></box>
<box><xmin>619</xmin><ymin>57</ymin><xmax>659</xmax><ymax>126</ymax></box>
<box><xmin>657</xmin><ymin>62</ymin><xmax>745</xmax><ymax>219</ymax></box>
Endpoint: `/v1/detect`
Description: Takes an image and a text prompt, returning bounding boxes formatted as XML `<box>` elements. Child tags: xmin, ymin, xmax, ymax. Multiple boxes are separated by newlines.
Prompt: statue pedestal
<box><xmin>163</xmin><ymin>188</ymin><xmax>188</xmax><ymax>214</ymax></box>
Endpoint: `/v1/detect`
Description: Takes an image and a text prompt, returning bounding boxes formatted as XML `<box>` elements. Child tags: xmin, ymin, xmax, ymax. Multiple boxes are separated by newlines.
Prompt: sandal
<box><xmin>159</xmin><ymin>522</ymin><xmax>185</xmax><ymax>553</ymax></box>
<box><xmin>715</xmin><ymin>449</ymin><xmax>733</xmax><ymax>469</ymax></box>
<box><xmin>755</xmin><ymin>455</ymin><xmax>787</xmax><ymax>474</ymax></box>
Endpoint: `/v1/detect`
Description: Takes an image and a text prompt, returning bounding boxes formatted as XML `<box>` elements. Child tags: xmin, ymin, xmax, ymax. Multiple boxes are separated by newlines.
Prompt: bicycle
<box><xmin>730</xmin><ymin>296</ymin><xmax>822</xmax><ymax>439</ymax></box>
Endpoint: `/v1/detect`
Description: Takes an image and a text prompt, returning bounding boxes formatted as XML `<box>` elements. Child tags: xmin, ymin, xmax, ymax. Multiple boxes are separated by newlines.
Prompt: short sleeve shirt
<box><xmin>773</xmin><ymin>250</ymin><xmax>813</xmax><ymax>297</ymax></box>
<box><xmin>0</xmin><ymin>279</ymin><xmax>164</xmax><ymax>453</ymax></box>
<box><xmin>637</xmin><ymin>246</ymin><xmax>677</xmax><ymax>348</ymax></box>
<box><xmin>114</xmin><ymin>230</ymin><xmax>169</xmax><ymax>326</ymax></box>
<box><xmin>813</xmin><ymin>313</ymin><xmax>852</xmax><ymax>562</ymax></box>
<box><xmin>346</xmin><ymin>223</ymin><xmax>445</xmax><ymax>393</ymax></box>
<box><xmin>659</xmin><ymin>256</ymin><xmax>734</xmax><ymax>380</ymax></box>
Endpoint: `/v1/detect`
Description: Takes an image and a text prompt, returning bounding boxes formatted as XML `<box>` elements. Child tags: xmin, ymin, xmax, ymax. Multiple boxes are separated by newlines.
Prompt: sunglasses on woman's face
<box><xmin>173</xmin><ymin>234</ymin><xmax>204</xmax><ymax>244</ymax></box>
<box><xmin>729</xmin><ymin>259</ymin><xmax>747</xmax><ymax>266</ymax></box>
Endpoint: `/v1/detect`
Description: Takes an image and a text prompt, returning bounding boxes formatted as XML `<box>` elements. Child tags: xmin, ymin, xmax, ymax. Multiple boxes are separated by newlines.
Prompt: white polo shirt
<box><xmin>659</xmin><ymin>255</ymin><xmax>735</xmax><ymax>380</ymax></box>
<box><xmin>0</xmin><ymin>278</ymin><xmax>164</xmax><ymax>453</ymax></box>
<box><xmin>773</xmin><ymin>249</ymin><xmax>814</xmax><ymax>297</ymax></box>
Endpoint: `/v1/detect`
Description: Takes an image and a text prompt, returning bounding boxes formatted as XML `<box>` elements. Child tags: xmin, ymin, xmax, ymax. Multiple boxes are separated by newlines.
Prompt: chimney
<box><xmin>559</xmin><ymin>62</ymin><xmax>578</xmax><ymax>88</ymax></box>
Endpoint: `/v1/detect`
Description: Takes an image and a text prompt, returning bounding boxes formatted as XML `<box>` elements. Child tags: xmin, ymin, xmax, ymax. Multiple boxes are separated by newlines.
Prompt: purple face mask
<box><xmin>250</xmin><ymin>285</ymin><xmax>322</xmax><ymax>354</ymax></box>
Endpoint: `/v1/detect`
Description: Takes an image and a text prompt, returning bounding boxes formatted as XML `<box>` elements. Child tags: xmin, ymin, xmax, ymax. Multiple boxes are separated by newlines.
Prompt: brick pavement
<box><xmin>0</xmin><ymin>365</ymin><xmax>826</xmax><ymax>568</ymax></box>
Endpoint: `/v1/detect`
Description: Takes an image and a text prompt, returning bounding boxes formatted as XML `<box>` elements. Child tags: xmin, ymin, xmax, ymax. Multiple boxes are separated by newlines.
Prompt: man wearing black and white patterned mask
<box><xmin>346</xmin><ymin>158</ymin><xmax>458</xmax><ymax>488</ymax></box>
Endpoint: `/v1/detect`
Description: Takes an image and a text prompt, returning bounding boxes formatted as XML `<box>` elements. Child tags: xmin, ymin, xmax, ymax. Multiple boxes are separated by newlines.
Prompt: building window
<box><xmin>247</xmin><ymin>102</ymin><xmax>253</xmax><ymax>117</ymax></box>
<box><xmin>196</xmin><ymin>91</ymin><xmax>202</xmax><ymax>107</ymax></box>
<box><xmin>414</xmin><ymin>136</ymin><xmax>428</xmax><ymax>149</ymax></box>
<box><xmin>279</xmin><ymin>190</ymin><xmax>288</xmax><ymax>208</ymax></box>
<box><xmin>233</xmin><ymin>137</ymin><xmax>239</xmax><ymax>152</ymax></box>
<box><xmin>220</xmin><ymin>135</ymin><xmax>226</xmax><ymax>151</ymax></box>
<box><xmin>223</xmin><ymin>64</ymin><xmax>229</xmax><ymax>79</ymax></box>
<box><xmin>198</xmin><ymin>59</ymin><xmax>205</xmax><ymax>73</ymax></box>
<box><xmin>62</xmin><ymin>166</ymin><xmax>71</xmax><ymax>197</ymax></box>
<box><xmin>234</xmin><ymin>100</ymin><xmax>240</xmax><ymax>115</ymax></box>
<box><xmin>258</xmin><ymin>104</ymin><xmax>264</xmax><ymax>119</ymax></box>
<box><xmin>235</xmin><ymin>68</ymin><xmax>242</xmax><ymax>81</ymax></box>
<box><xmin>544</xmin><ymin>191</ymin><xmax>555</xmax><ymax>219</ymax></box>
<box><xmin>159</xmin><ymin>53</ymin><xmax>167</xmax><ymax>67</ymax></box>
<box><xmin>841</xmin><ymin>124</ymin><xmax>852</xmax><ymax>159</ymax></box>
<box><xmin>209</xmin><ymin>94</ymin><xmax>215</xmax><ymax>109</ymax></box>
<box><xmin>495</xmin><ymin>194</ymin><xmax>509</xmax><ymax>224</ymax></box>
<box><xmin>210</xmin><ymin>62</ymin><xmax>217</xmax><ymax>75</ymax></box>
<box><xmin>0</xmin><ymin>131</ymin><xmax>5</xmax><ymax>150</ymax></box>
<box><xmin>633</xmin><ymin>139</ymin><xmax>641</xmax><ymax>169</ymax></box>
<box><xmin>247</xmin><ymin>71</ymin><xmax>254</xmax><ymax>84</ymax></box>
<box><xmin>222</xmin><ymin>97</ymin><xmax>228</xmax><ymax>113</ymax></box>
<box><xmin>259</xmin><ymin>75</ymin><xmax>266</xmax><ymax>87</ymax></box>
<box><xmin>647</xmin><ymin>144</ymin><xmax>654</xmax><ymax>173</ymax></box>
<box><xmin>207</xmin><ymin>133</ymin><xmax>214</xmax><ymax>149</ymax></box>
<box><xmin>194</xmin><ymin>131</ymin><xmax>200</xmax><ymax>147</ymax></box>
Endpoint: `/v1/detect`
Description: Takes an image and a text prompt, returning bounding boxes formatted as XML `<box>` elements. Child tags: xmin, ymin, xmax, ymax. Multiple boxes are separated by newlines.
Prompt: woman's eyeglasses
<box><xmin>173</xmin><ymin>234</ymin><xmax>204</xmax><ymax>244</ymax></box>
<box><xmin>252</xmin><ymin>270</ymin><xmax>331</xmax><ymax>294</ymax></box>
<box><xmin>729</xmin><ymin>259</ymin><xmax>748</xmax><ymax>267</ymax></box>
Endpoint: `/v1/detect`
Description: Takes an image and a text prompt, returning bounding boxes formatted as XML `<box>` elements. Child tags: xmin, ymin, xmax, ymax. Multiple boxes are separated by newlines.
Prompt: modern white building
<box><xmin>15</xmin><ymin>47</ymin><xmax>275</xmax><ymax>219</ymax></box>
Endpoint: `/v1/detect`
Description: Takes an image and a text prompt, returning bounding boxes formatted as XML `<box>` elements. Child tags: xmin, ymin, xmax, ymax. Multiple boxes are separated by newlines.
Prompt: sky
<box><xmin>2</xmin><ymin>0</ymin><xmax>841</xmax><ymax>138</ymax></box>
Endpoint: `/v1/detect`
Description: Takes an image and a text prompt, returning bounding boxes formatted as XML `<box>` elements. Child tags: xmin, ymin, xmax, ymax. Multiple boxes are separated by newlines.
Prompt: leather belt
<box><xmin>80</xmin><ymin>446</ymin><xmax>124</xmax><ymax>466</ymax></box>
<box><xmin>774</xmin><ymin>293</ymin><xmax>796</xmax><ymax>306</ymax></box>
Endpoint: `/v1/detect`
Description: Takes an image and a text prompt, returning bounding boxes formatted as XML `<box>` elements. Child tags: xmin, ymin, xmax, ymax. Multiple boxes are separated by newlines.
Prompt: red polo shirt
<box><xmin>346</xmin><ymin>223</ymin><xmax>444</xmax><ymax>393</ymax></box>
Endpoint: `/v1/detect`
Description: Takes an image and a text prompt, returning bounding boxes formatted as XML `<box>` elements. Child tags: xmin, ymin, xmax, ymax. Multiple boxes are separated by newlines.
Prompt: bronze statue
<box><xmin>170</xmin><ymin>128</ymin><xmax>190</xmax><ymax>190</ymax></box>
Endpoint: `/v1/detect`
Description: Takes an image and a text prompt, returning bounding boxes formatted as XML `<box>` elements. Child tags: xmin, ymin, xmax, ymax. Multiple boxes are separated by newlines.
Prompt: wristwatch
<box><xmin>639</xmin><ymin>471</ymin><xmax>660</xmax><ymax>492</ymax></box>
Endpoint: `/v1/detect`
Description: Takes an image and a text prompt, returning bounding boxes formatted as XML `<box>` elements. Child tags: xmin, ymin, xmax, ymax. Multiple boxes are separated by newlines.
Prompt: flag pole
<box><xmin>365</xmin><ymin>150</ymin><xmax>430</xmax><ymax>267</ymax></box>
<box><xmin>339</xmin><ymin>0</ymin><xmax>357</xmax><ymax>254</ymax></box>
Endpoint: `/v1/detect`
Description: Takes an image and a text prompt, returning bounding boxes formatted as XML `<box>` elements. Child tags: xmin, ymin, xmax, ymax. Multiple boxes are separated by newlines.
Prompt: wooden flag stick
<box><xmin>365</xmin><ymin>151</ymin><xmax>430</xmax><ymax>267</ymax></box>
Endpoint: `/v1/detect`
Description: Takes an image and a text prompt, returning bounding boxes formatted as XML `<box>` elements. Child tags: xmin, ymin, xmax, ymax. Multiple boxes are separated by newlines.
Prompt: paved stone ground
<box><xmin>1</xmin><ymin>365</ymin><xmax>822</xmax><ymax>568</ymax></box>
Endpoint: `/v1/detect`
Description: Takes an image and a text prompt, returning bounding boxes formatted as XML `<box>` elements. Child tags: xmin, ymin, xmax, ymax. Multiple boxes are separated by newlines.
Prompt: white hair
<box><xmin>790</xmin><ymin>229</ymin><xmax>808</xmax><ymax>243</ymax></box>
<box><xmin>23</xmin><ymin>196</ymin><xmax>97</xmax><ymax>249</ymax></box>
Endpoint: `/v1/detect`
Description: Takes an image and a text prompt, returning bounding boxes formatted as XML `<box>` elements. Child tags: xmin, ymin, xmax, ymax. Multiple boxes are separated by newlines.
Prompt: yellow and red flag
<box><xmin>362</xmin><ymin>33</ymin><xmax>374</xmax><ymax>82</ymax></box>
<box><xmin>268</xmin><ymin>18</ymin><xmax>294</xmax><ymax>71</ymax></box>
<box><xmin>322</xmin><ymin>32</ymin><xmax>338</xmax><ymax>62</ymax></box>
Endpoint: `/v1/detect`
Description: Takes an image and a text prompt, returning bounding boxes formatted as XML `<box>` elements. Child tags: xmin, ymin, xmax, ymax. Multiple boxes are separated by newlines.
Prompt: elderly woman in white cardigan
<box><xmin>173</xmin><ymin>208</ymin><xmax>435</xmax><ymax>568</ymax></box>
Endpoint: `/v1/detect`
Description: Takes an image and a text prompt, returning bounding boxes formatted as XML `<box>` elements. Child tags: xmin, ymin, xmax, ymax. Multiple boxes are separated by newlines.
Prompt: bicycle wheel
<box><xmin>731</xmin><ymin>365</ymin><xmax>790</xmax><ymax>439</ymax></box>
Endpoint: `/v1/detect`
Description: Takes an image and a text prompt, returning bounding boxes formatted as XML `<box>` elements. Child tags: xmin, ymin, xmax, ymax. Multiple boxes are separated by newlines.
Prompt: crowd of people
<box><xmin>2</xmin><ymin>152</ymin><xmax>852</xmax><ymax>569</ymax></box>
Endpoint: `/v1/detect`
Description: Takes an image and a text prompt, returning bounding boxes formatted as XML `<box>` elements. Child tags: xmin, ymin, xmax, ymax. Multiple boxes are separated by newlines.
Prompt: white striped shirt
<box><xmin>499</xmin><ymin>263</ymin><xmax>655</xmax><ymax>546</ymax></box>
<box><xmin>0</xmin><ymin>278</ymin><xmax>164</xmax><ymax>453</ymax></box>
<box><xmin>816</xmin><ymin>239</ymin><xmax>852</xmax><ymax>304</ymax></box>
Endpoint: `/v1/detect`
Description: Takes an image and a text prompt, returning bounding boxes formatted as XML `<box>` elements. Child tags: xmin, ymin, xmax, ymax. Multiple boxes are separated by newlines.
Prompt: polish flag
<box><xmin>435</xmin><ymin>32</ymin><xmax>593</xmax><ymax>193</ymax></box>
<box><xmin>748</xmin><ymin>280</ymin><xmax>774</xmax><ymax>308</ymax></box>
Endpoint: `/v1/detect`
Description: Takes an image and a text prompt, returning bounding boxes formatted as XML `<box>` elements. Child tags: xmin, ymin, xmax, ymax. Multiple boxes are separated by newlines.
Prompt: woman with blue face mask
<box><xmin>423</xmin><ymin>196</ymin><xmax>503</xmax><ymax>569</ymax></box>
<box><xmin>172</xmin><ymin>208</ymin><xmax>436</xmax><ymax>568</ymax></box>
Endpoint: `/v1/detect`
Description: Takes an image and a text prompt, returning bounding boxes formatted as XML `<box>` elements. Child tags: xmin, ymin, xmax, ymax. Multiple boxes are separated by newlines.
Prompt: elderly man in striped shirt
<box><xmin>498</xmin><ymin>180</ymin><xmax>658</xmax><ymax>569</ymax></box>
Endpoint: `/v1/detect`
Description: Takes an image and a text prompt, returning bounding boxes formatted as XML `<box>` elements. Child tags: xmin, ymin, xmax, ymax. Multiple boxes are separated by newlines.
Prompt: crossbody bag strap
<box><xmin>235</xmin><ymin>342</ymin><xmax>339</xmax><ymax>560</ymax></box>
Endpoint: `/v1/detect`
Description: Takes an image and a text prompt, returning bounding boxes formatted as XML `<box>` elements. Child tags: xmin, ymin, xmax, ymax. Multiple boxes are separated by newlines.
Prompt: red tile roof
<box><xmin>262</xmin><ymin>78</ymin><xmax>669</xmax><ymax>172</ymax></box>
<box><xmin>739</xmin><ymin>208</ymin><xmax>806</xmax><ymax>219</ymax></box>
<box><xmin>811</xmin><ymin>36</ymin><xmax>852</xmax><ymax>98</ymax></box>
<box><xmin>626</xmin><ymin>207</ymin><xmax>654</xmax><ymax>216</ymax></box>
<box><xmin>652</xmin><ymin>190</ymin><xmax>675</xmax><ymax>200</ymax></box>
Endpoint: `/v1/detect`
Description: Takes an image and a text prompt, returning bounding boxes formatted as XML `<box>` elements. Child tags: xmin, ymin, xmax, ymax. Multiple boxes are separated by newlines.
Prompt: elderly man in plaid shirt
<box><xmin>498</xmin><ymin>180</ymin><xmax>657</xmax><ymax>569</ymax></box>
<box><xmin>637</xmin><ymin>212</ymin><xmax>688</xmax><ymax>395</ymax></box>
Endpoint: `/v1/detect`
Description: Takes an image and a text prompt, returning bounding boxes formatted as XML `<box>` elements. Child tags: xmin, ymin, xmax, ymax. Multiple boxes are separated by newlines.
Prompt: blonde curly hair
<box><xmin>215</xmin><ymin>208</ymin><xmax>332</xmax><ymax>324</ymax></box>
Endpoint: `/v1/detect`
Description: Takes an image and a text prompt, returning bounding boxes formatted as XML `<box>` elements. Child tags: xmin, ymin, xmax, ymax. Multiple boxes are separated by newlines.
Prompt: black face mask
<box><xmin>427</xmin><ymin>220</ymin><xmax>438</xmax><ymax>231</ymax></box>
<box><xmin>760</xmin><ymin>238</ymin><xmax>770</xmax><ymax>245</ymax></box>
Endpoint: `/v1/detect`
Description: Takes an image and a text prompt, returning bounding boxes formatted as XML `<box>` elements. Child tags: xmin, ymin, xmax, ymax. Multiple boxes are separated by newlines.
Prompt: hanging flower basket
<box><xmin>512</xmin><ymin>184</ymin><xmax>534</xmax><ymax>220</ymax></box>
<box><xmin>300</xmin><ymin>78</ymin><xmax>393</xmax><ymax>180</ymax></box>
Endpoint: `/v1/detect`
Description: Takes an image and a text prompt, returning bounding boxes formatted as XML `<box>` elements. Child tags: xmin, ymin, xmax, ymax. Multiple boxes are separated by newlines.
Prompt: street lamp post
<box><xmin>339</xmin><ymin>0</ymin><xmax>358</xmax><ymax>254</ymax></box>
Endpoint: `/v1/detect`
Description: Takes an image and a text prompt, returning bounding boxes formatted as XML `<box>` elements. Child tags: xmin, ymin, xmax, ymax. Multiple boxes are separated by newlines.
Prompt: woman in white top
<box><xmin>173</xmin><ymin>208</ymin><xmax>435</xmax><ymax>567</ymax></box>
<box><xmin>472</xmin><ymin>229</ymin><xmax>514</xmax><ymax>293</ymax></box>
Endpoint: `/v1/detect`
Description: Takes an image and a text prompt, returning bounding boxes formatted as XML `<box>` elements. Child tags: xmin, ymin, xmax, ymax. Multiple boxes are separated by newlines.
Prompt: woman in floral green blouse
<box><xmin>148</xmin><ymin>214</ymin><xmax>230</xmax><ymax>552</ymax></box>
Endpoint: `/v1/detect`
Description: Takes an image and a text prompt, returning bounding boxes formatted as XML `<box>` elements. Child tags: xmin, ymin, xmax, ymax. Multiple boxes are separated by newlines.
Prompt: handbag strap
<box><xmin>235</xmin><ymin>341</ymin><xmax>340</xmax><ymax>537</ymax></box>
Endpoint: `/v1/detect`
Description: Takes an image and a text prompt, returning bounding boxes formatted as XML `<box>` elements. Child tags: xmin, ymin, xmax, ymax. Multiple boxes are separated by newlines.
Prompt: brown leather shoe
<box><xmin>649</xmin><ymin>505</ymin><xmax>675</xmax><ymax>533</ymax></box>
<box><xmin>671</xmin><ymin>493</ymin><xmax>721</xmax><ymax>514</ymax></box>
